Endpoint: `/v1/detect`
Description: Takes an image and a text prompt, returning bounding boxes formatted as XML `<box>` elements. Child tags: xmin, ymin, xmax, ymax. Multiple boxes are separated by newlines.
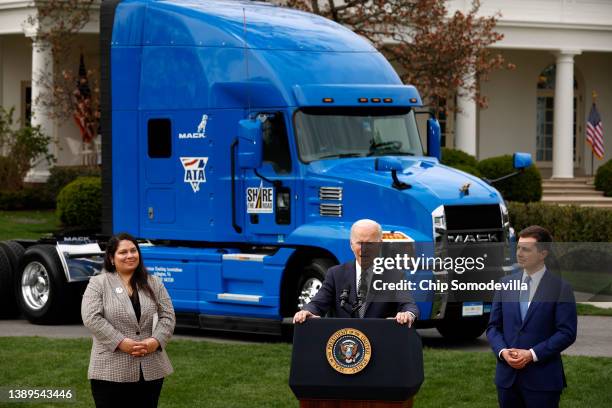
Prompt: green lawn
<box><xmin>577</xmin><ymin>303</ymin><xmax>612</xmax><ymax>316</ymax></box>
<box><xmin>0</xmin><ymin>337</ymin><xmax>610</xmax><ymax>407</ymax></box>
<box><xmin>0</xmin><ymin>210</ymin><xmax>59</xmax><ymax>241</ymax></box>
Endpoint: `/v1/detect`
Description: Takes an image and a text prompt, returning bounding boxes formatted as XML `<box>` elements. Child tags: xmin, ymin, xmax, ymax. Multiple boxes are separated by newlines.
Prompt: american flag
<box><xmin>73</xmin><ymin>54</ymin><xmax>96</xmax><ymax>144</ymax></box>
<box><xmin>586</xmin><ymin>103</ymin><xmax>604</xmax><ymax>159</ymax></box>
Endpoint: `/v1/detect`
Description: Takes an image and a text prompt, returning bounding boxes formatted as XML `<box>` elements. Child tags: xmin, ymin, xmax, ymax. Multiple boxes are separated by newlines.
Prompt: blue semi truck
<box><xmin>0</xmin><ymin>0</ymin><xmax>531</xmax><ymax>339</ymax></box>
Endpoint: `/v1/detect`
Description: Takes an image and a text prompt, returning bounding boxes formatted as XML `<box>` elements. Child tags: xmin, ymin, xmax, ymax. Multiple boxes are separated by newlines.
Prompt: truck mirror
<box><xmin>427</xmin><ymin>117</ymin><xmax>441</xmax><ymax>160</ymax></box>
<box><xmin>513</xmin><ymin>152</ymin><xmax>532</xmax><ymax>170</ymax></box>
<box><xmin>375</xmin><ymin>157</ymin><xmax>411</xmax><ymax>190</ymax></box>
<box><xmin>375</xmin><ymin>157</ymin><xmax>403</xmax><ymax>172</ymax></box>
<box><xmin>238</xmin><ymin>119</ymin><xmax>263</xmax><ymax>169</ymax></box>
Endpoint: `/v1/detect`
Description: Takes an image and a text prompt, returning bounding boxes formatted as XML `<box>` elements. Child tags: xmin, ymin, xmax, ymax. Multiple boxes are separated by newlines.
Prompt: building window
<box><xmin>536</xmin><ymin>65</ymin><xmax>580</xmax><ymax>163</ymax></box>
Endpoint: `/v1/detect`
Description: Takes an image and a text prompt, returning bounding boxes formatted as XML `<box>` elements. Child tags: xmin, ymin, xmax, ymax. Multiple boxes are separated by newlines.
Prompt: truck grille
<box><xmin>319</xmin><ymin>187</ymin><xmax>343</xmax><ymax>201</ymax></box>
<box><xmin>320</xmin><ymin>203</ymin><xmax>342</xmax><ymax>217</ymax></box>
<box><xmin>445</xmin><ymin>204</ymin><xmax>502</xmax><ymax>231</ymax></box>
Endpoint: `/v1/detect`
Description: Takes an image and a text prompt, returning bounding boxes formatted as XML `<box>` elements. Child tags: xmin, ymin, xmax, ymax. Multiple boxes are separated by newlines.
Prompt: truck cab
<box><xmin>4</xmin><ymin>0</ymin><xmax>529</xmax><ymax>339</ymax></box>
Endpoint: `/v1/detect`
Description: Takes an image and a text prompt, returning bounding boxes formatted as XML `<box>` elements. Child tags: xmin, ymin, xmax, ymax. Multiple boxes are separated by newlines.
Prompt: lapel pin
<box><xmin>115</xmin><ymin>287</ymin><xmax>124</xmax><ymax>294</ymax></box>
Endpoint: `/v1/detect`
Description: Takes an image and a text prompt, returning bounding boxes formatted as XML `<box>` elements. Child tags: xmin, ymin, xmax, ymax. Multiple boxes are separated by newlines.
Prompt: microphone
<box><xmin>340</xmin><ymin>287</ymin><xmax>350</xmax><ymax>308</ymax></box>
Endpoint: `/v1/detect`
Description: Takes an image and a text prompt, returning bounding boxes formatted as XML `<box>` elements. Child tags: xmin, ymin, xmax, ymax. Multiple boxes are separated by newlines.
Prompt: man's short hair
<box><xmin>518</xmin><ymin>225</ymin><xmax>553</xmax><ymax>252</ymax></box>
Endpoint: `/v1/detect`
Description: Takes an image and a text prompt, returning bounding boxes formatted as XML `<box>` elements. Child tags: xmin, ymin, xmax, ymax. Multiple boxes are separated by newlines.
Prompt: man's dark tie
<box><xmin>357</xmin><ymin>267</ymin><xmax>371</xmax><ymax>318</ymax></box>
<box><xmin>519</xmin><ymin>275</ymin><xmax>532</xmax><ymax>321</ymax></box>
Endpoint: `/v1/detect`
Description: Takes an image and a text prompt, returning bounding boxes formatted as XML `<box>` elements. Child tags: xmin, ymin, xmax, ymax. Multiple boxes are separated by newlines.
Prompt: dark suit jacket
<box><xmin>486</xmin><ymin>270</ymin><xmax>577</xmax><ymax>392</ymax></box>
<box><xmin>303</xmin><ymin>261</ymin><xmax>419</xmax><ymax>319</ymax></box>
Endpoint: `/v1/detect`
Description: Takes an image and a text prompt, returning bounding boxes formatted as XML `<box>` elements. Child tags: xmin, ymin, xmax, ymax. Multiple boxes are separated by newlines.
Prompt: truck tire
<box><xmin>295</xmin><ymin>258</ymin><xmax>335</xmax><ymax>311</ymax></box>
<box><xmin>436</xmin><ymin>316</ymin><xmax>489</xmax><ymax>341</ymax></box>
<box><xmin>0</xmin><ymin>241</ymin><xmax>25</xmax><ymax>275</ymax></box>
<box><xmin>14</xmin><ymin>245</ymin><xmax>75</xmax><ymax>324</ymax></box>
<box><xmin>0</xmin><ymin>247</ymin><xmax>20</xmax><ymax>318</ymax></box>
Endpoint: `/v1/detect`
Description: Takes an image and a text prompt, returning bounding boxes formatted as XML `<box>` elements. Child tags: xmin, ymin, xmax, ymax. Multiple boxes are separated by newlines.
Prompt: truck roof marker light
<box><xmin>371</xmin><ymin>98</ymin><xmax>381</xmax><ymax>103</ymax></box>
<box><xmin>409</xmin><ymin>98</ymin><xmax>418</xmax><ymax>103</ymax></box>
<box><xmin>322</xmin><ymin>98</ymin><xmax>334</xmax><ymax>103</ymax></box>
<box><xmin>358</xmin><ymin>98</ymin><xmax>368</xmax><ymax>103</ymax></box>
<box><xmin>383</xmin><ymin>98</ymin><xmax>393</xmax><ymax>103</ymax></box>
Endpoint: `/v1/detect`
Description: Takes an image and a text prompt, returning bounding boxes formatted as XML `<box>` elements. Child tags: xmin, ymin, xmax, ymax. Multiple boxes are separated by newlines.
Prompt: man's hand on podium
<box><xmin>293</xmin><ymin>310</ymin><xmax>320</xmax><ymax>324</ymax></box>
<box><xmin>395</xmin><ymin>311</ymin><xmax>415</xmax><ymax>327</ymax></box>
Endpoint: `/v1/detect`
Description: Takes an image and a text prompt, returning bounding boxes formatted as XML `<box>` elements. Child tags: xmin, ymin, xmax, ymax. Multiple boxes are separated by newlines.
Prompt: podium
<box><xmin>289</xmin><ymin>318</ymin><xmax>424</xmax><ymax>408</ymax></box>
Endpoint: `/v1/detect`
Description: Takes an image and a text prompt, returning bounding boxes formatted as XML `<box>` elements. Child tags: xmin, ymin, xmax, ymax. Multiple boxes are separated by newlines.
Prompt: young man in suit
<box><xmin>293</xmin><ymin>219</ymin><xmax>419</xmax><ymax>325</ymax></box>
<box><xmin>487</xmin><ymin>225</ymin><xmax>577</xmax><ymax>408</ymax></box>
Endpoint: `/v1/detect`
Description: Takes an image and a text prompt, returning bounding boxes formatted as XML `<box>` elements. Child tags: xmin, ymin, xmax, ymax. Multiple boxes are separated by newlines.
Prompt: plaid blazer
<box><xmin>81</xmin><ymin>271</ymin><xmax>175</xmax><ymax>382</ymax></box>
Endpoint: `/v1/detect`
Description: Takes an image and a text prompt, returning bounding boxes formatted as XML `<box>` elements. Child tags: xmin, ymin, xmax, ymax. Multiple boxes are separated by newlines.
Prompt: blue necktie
<box><xmin>519</xmin><ymin>275</ymin><xmax>532</xmax><ymax>321</ymax></box>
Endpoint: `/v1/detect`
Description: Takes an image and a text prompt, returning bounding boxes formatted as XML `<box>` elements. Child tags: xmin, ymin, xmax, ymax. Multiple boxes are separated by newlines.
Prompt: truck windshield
<box><xmin>294</xmin><ymin>107</ymin><xmax>423</xmax><ymax>162</ymax></box>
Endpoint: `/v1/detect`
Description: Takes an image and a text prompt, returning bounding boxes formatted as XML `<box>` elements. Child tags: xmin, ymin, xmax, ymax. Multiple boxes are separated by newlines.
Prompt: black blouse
<box><xmin>129</xmin><ymin>286</ymin><xmax>141</xmax><ymax>323</ymax></box>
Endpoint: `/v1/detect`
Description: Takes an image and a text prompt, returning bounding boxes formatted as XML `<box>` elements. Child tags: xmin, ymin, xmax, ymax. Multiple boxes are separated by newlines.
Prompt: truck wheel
<box><xmin>0</xmin><ymin>247</ymin><xmax>19</xmax><ymax>318</ymax></box>
<box><xmin>0</xmin><ymin>241</ymin><xmax>25</xmax><ymax>274</ymax></box>
<box><xmin>295</xmin><ymin>258</ymin><xmax>335</xmax><ymax>311</ymax></box>
<box><xmin>14</xmin><ymin>245</ymin><xmax>73</xmax><ymax>324</ymax></box>
<box><xmin>436</xmin><ymin>317</ymin><xmax>489</xmax><ymax>341</ymax></box>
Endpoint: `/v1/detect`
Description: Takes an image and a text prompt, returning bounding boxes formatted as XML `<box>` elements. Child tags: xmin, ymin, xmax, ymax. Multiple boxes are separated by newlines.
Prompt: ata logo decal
<box><xmin>326</xmin><ymin>328</ymin><xmax>372</xmax><ymax>375</ymax></box>
<box><xmin>246</xmin><ymin>181</ymin><xmax>273</xmax><ymax>214</ymax></box>
<box><xmin>180</xmin><ymin>157</ymin><xmax>208</xmax><ymax>192</ymax></box>
<box><xmin>179</xmin><ymin>114</ymin><xmax>208</xmax><ymax>139</ymax></box>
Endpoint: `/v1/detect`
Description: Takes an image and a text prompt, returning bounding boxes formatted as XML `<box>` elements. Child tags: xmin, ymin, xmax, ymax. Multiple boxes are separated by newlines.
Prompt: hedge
<box><xmin>0</xmin><ymin>187</ymin><xmax>54</xmax><ymax>210</ymax></box>
<box><xmin>594</xmin><ymin>159</ymin><xmax>612</xmax><ymax>197</ymax></box>
<box><xmin>441</xmin><ymin>148</ymin><xmax>478</xmax><ymax>168</ymax></box>
<box><xmin>508</xmin><ymin>201</ymin><xmax>612</xmax><ymax>242</ymax></box>
<box><xmin>56</xmin><ymin>177</ymin><xmax>102</xmax><ymax>230</ymax></box>
<box><xmin>46</xmin><ymin>165</ymin><xmax>101</xmax><ymax>201</ymax></box>
<box><xmin>478</xmin><ymin>155</ymin><xmax>542</xmax><ymax>203</ymax></box>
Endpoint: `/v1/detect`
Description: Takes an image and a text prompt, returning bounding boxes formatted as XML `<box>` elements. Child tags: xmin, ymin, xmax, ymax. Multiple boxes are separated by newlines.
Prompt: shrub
<box><xmin>478</xmin><ymin>155</ymin><xmax>542</xmax><ymax>203</ymax></box>
<box><xmin>0</xmin><ymin>107</ymin><xmax>54</xmax><ymax>190</ymax></box>
<box><xmin>594</xmin><ymin>159</ymin><xmax>612</xmax><ymax>197</ymax></box>
<box><xmin>56</xmin><ymin>177</ymin><xmax>102</xmax><ymax>230</ymax></box>
<box><xmin>441</xmin><ymin>148</ymin><xmax>478</xmax><ymax>168</ymax></box>
<box><xmin>46</xmin><ymin>165</ymin><xmax>101</xmax><ymax>200</ymax></box>
<box><xmin>0</xmin><ymin>187</ymin><xmax>55</xmax><ymax>210</ymax></box>
<box><xmin>447</xmin><ymin>163</ymin><xmax>482</xmax><ymax>178</ymax></box>
<box><xmin>507</xmin><ymin>201</ymin><xmax>612</xmax><ymax>242</ymax></box>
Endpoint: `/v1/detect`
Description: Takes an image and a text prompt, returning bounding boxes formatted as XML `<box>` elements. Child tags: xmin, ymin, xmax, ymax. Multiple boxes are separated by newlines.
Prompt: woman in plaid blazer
<box><xmin>81</xmin><ymin>233</ymin><xmax>175</xmax><ymax>408</ymax></box>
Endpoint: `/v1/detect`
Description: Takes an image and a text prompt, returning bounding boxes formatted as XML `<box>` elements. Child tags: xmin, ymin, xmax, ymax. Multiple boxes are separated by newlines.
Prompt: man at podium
<box><xmin>293</xmin><ymin>219</ymin><xmax>419</xmax><ymax>325</ymax></box>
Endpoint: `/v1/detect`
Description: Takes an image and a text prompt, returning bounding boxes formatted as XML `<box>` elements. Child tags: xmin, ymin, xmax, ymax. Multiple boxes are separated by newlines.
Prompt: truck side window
<box><xmin>260</xmin><ymin>113</ymin><xmax>291</xmax><ymax>174</ymax></box>
<box><xmin>148</xmin><ymin>118</ymin><xmax>172</xmax><ymax>158</ymax></box>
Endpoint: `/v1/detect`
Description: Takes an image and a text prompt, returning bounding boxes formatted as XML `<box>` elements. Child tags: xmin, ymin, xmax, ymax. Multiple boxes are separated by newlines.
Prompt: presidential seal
<box><xmin>326</xmin><ymin>328</ymin><xmax>372</xmax><ymax>374</ymax></box>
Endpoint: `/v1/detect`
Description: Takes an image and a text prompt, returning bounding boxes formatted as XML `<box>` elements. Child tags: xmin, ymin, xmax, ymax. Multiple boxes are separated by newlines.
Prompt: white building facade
<box><xmin>449</xmin><ymin>0</ymin><xmax>612</xmax><ymax>178</ymax></box>
<box><xmin>0</xmin><ymin>0</ymin><xmax>610</xmax><ymax>180</ymax></box>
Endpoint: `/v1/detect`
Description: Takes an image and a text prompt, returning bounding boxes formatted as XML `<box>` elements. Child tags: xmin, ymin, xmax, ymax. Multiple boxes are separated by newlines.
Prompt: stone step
<box><xmin>542</xmin><ymin>181</ymin><xmax>595</xmax><ymax>188</ymax></box>
<box><xmin>542</xmin><ymin>196</ymin><xmax>612</xmax><ymax>206</ymax></box>
<box><xmin>542</xmin><ymin>186</ymin><xmax>601</xmax><ymax>195</ymax></box>
<box><xmin>542</xmin><ymin>184</ymin><xmax>597</xmax><ymax>190</ymax></box>
<box><xmin>543</xmin><ymin>189</ymin><xmax>604</xmax><ymax>196</ymax></box>
<box><xmin>546</xmin><ymin>177</ymin><xmax>594</xmax><ymax>182</ymax></box>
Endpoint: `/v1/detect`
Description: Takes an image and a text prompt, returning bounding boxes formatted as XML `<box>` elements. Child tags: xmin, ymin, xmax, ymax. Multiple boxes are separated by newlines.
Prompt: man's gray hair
<box><xmin>350</xmin><ymin>219</ymin><xmax>383</xmax><ymax>244</ymax></box>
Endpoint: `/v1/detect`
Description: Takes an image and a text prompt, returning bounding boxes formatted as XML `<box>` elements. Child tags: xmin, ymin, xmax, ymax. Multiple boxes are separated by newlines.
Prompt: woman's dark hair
<box><xmin>104</xmin><ymin>232</ymin><xmax>156</xmax><ymax>302</ymax></box>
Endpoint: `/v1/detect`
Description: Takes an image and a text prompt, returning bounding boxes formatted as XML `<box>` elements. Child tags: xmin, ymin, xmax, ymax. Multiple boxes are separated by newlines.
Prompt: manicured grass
<box><xmin>0</xmin><ymin>210</ymin><xmax>59</xmax><ymax>241</ymax></box>
<box><xmin>577</xmin><ymin>303</ymin><xmax>612</xmax><ymax>316</ymax></box>
<box><xmin>0</xmin><ymin>337</ymin><xmax>610</xmax><ymax>407</ymax></box>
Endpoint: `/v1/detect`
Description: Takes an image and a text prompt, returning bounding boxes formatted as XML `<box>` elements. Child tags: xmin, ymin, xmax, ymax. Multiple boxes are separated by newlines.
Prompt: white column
<box><xmin>552</xmin><ymin>50</ymin><xmax>580</xmax><ymax>179</ymax></box>
<box><xmin>24</xmin><ymin>37</ymin><xmax>55</xmax><ymax>183</ymax></box>
<box><xmin>454</xmin><ymin>74</ymin><xmax>477</xmax><ymax>156</ymax></box>
<box><xmin>0</xmin><ymin>38</ymin><xmax>4</xmax><ymax>107</ymax></box>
